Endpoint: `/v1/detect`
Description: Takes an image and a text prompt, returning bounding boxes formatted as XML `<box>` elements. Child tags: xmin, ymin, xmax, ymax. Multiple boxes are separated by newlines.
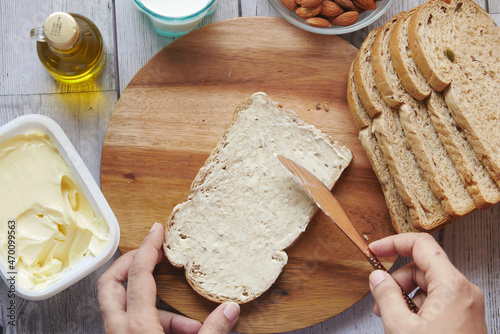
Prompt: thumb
<box><xmin>369</xmin><ymin>270</ymin><xmax>410</xmax><ymax>320</ymax></box>
<box><xmin>198</xmin><ymin>302</ymin><xmax>240</xmax><ymax>334</ymax></box>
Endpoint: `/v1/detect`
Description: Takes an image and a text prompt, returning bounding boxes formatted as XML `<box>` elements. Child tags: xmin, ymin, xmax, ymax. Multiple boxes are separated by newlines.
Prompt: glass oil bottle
<box><xmin>30</xmin><ymin>12</ymin><xmax>106</xmax><ymax>85</ymax></box>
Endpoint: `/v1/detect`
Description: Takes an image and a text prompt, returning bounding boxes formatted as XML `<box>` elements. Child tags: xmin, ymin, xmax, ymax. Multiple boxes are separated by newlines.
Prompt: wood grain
<box><xmin>101</xmin><ymin>17</ymin><xmax>397</xmax><ymax>333</ymax></box>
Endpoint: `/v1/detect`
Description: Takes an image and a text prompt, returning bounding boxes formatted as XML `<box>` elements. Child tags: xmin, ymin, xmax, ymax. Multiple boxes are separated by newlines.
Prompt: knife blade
<box><xmin>277</xmin><ymin>155</ymin><xmax>419</xmax><ymax>314</ymax></box>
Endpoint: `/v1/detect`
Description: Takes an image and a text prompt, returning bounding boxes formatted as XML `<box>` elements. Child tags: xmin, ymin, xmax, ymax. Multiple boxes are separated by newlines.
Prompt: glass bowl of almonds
<box><xmin>268</xmin><ymin>0</ymin><xmax>393</xmax><ymax>34</ymax></box>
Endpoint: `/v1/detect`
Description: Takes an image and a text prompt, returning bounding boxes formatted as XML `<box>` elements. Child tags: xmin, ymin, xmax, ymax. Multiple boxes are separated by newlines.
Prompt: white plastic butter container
<box><xmin>0</xmin><ymin>114</ymin><xmax>120</xmax><ymax>300</ymax></box>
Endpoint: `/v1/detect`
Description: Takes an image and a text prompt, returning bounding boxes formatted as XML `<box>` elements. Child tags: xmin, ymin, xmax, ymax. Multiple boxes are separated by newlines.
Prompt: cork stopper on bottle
<box><xmin>43</xmin><ymin>12</ymin><xmax>80</xmax><ymax>50</ymax></box>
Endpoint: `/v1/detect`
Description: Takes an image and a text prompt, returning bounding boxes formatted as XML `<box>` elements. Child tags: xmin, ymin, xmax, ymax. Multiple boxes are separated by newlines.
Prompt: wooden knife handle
<box><xmin>366</xmin><ymin>254</ymin><xmax>420</xmax><ymax>314</ymax></box>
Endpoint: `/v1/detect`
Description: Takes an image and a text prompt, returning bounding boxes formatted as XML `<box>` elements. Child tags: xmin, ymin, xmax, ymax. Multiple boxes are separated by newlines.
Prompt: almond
<box><xmin>320</xmin><ymin>1</ymin><xmax>343</xmax><ymax>17</ymax></box>
<box><xmin>333</xmin><ymin>0</ymin><xmax>357</xmax><ymax>11</ymax></box>
<box><xmin>329</xmin><ymin>11</ymin><xmax>359</xmax><ymax>26</ymax></box>
<box><xmin>306</xmin><ymin>17</ymin><xmax>332</xmax><ymax>27</ymax></box>
<box><xmin>296</xmin><ymin>5</ymin><xmax>322</xmax><ymax>18</ymax></box>
<box><xmin>280</xmin><ymin>0</ymin><xmax>298</xmax><ymax>11</ymax></box>
<box><xmin>301</xmin><ymin>0</ymin><xmax>323</xmax><ymax>8</ymax></box>
<box><xmin>352</xmin><ymin>0</ymin><xmax>376</xmax><ymax>10</ymax></box>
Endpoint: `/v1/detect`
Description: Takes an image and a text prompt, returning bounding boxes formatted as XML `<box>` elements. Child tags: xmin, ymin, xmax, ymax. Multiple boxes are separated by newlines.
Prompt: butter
<box><xmin>0</xmin><ymin>130</ymin><xmax>110</xmax><ymax>291</ymax></box>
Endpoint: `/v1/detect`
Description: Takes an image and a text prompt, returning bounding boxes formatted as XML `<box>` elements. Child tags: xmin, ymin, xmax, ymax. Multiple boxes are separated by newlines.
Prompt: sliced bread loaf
<box><xmin>347</xmin><ymin>60</ymin><xmax>416</xmax><ymax>233</ymax></box>
<box><xmin>353</xmin><ymin>27</ymin><xmax>450</xmax><ymax>231</ymax></box>
<box><xmin>427</xmin><ymin>91</ymin><xmax>500</xmax><ymax>209</ymax></box>
<box><xmin>389</xmin><ymin>9</ymin><xmax>431</xmax><ymax>101</ymax></box>
<box><xmin>163</xmin><ymin>92</ymin><xmax>352</xmax><ymax>303</ymax></box>
<box><xmin>408</xmin><ymin>0</ymin><xmax>500</xmax><ymax>185</ymax></box>
<box><xmin>370</xmin><ymin>4</ymin><xmax>476</xmax><ymax>219</ymax></box>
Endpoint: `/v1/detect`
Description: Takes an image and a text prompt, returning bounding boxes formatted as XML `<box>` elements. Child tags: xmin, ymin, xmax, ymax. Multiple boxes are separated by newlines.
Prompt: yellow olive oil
<box><xmin>33</xmin><ymin>13</ymin><xmax>106</xmax><ymax>85</ymax></box>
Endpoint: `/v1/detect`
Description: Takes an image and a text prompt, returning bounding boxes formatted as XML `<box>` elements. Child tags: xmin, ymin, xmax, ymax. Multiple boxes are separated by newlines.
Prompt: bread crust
<box><xmin>371</xmin><ymin>11</ymin><xmax>407</xmax><ymax>107</ymax></box>
<box><xmin>407</xmin><ymin>0</ymin><xmax>452</xmax><ymax>92</ymax></box>
<box><xmin>353</xmin><ymin>28</ymin><xmax>383</xmax><ymax>118</ymax></box>
<box><xmin>163</xmin><ymin>93</ymin><xmax>352</xmax><ymax>303</ymax></box>
<box><xmin>347</xmin><ymin>60</ymin><xmax>370</xmax><ymax>130</ymax></box>
<box><xmin>389</xmin><ymin>9</ymin><xmax>431</xmax><ymax>101</ymax></box>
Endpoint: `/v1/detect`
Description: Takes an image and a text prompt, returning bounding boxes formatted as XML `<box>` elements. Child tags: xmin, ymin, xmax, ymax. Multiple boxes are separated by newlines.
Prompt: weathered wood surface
<box><xmin>0</xmin><ymin>0</ymin><xmax>498</xmax><ymax>333</ymax></box>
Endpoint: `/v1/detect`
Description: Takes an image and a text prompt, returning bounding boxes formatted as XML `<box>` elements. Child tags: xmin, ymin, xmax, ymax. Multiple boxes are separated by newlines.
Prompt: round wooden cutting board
<box><xmin>101</xmin><ymin>17</ymin><xmax>396</xmax><ymax>333</ymax></box>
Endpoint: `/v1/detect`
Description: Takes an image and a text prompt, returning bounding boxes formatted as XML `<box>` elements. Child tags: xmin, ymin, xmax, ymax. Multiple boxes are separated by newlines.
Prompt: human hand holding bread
<box><xmin>368</xmin><ymin>233</ymin><xmax>487</xmax><ymax>334</ymax></box>
<box><xmin>97</xmin><ymin>222</ymin><xmax>239</xmax><ymax>334</ymax></box>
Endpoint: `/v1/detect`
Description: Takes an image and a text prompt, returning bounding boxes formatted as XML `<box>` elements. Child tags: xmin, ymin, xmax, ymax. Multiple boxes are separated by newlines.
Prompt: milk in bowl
<box><xmin>133</xmin><ymin>0</ymin><xmax>218</xmax><ymax>37</ymax></box>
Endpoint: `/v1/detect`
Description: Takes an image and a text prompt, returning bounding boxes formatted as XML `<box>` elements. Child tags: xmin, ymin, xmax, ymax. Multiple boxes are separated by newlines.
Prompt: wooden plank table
<box><xmin>0</xmin><ymin>0</ymin><xmax>499</xmax><ymax>333</ymax></box>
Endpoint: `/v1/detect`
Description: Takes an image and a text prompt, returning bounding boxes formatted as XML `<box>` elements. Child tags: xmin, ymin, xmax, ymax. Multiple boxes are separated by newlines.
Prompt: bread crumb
<box><xmin>363</xmin><ymin>234</ymin><xmax>369</xmax><ymax>241</ymax></box>
<box><xmin>323</xmin><ymin>102</ymin><xmax>329</xmax><ymax>112</ymax></box>
<box><xmin>316</xmin><ymin>103</ymin><xmax>321</xmax><ymax>110</ymax></box>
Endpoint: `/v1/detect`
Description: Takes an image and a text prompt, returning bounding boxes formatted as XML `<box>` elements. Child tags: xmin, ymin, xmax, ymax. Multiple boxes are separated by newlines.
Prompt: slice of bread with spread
<box><xmin>163</xmin><ymin>92</ymin><xmax>352</xmax><ymax>304</ymax></box>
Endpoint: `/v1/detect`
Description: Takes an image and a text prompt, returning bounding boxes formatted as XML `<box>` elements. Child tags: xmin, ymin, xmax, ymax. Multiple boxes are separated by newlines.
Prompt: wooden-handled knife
<box><xmin>277</xmin><ymin>155</ymin><xmax>419</xmax><ymax>314</ymax></box>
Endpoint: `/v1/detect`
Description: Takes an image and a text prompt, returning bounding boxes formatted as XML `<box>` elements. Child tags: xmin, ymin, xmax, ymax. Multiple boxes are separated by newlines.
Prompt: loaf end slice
<box><xmin>164</xmin><ymin>92</ymin><xmax>352</xmax><ymax>303</ymax></box>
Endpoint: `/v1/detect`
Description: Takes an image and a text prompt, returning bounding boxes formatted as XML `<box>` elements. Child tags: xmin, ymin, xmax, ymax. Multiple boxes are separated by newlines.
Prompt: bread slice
<box><xmin>409</xmin><ymin>0</ymin><xmax>500</xmax><ymax>185</ymax></box>
<box><xmin>347</xmin><ymin>60</ymin><xmax>416</xmax><ymax>233</ymax></box>
<box><xmin>371</xmin><ymin>12</ymin><xmax>407</xmax><ymax>107</ymax></box>
<box><xmin>354</xmin><ymin>28</ymin><xmax>384</xmax><ymax>118</ymax></box>
<box><xmin>389</xmin><ymin>9</ymin><xmax>431</xmax><ymax>101</ymax></box>
<box><xmin>398</xmin><ymin>99</ymin><xmax>476</xmax><ymax>218</ymax></box>
<box><xmin>427</xmin><ymin>91</ymin><xmax>500</xmax><ymax>209</ymax></box>
<box><xmin>353</xmin><ymin>27</ymin><xmax>450</xmax><ymax>231</ymax></box>
<box><xmin>347</xmin><ymin>59</ymin><xmax>371</xmax><ymax>130</ymax></box>
<box><xmin>163</xmin><ymin>92</ymin><xmax>352</xmax><ymax>303</ymax></box>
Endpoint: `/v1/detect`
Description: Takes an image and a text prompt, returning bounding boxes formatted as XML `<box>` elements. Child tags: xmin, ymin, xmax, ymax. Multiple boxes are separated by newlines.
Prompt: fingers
<box><xmin>98</xmin><ymin>249</ymin><xmax>138</xmax><ymax>317</ymax></box>
<box><xmin>369</xmin><ymin>233</ymin><xmax>457</xmax><ymax>287</ymax></box>
<box><xmin>158</xmin><ymin>310</ymin><xmax>202</xmax><ymax>334</ymax></box>
<box><xmin>127</xmin><ymin>222</ymin><xmax>165</xmax><ymax>314</ymax></box>
<box><xmin>391</xmin><ymin>262</ymin><xmax>427</xmax><ymax>293</ymax></box>
<box><xmin>198</xmin><ymin>302</ymin><xmax>240</xmax><ymax>334</ymax></box>
<box><xmin>369</xmin><ymin>270</ymin><xmax>417</xmax><ymax>322</ymax></box>
<box><xmin>373</xmin><ymin>286</ymin><xmax>427</xmax><ymax>317</ymax></box>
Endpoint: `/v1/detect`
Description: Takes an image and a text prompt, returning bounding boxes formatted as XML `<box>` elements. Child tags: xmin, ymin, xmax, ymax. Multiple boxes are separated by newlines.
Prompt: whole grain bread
<box><xmin>163</xmin><ymin>92</ymin><xmax>352</xmax><ymax>304</ymax></box>
<box><xmin>408</xmin><ymin>0</ymin><xmax>500</xmax><ymax>184</ymax></box>
<box><xmin>389</xmin><ymin>9</ymin><xmax>431</xmax><ymax>101</ymax></box>
<box><xmin>354</xmin><ymin>28</ymin><xmax>384</xmax><ymax>118</ymax></box>
<box><xmin>347</xmin><ymin>60</ymin><xmax>416</xmax><ymax>233</ymax></box>
<box><xmin>371</xmin><ymin>12</ymin><xmax>407</xmax><ymax>107</ymax></box>
<box><xmin>353</xmin><ymin>27</ymin><xmax>450</xmax><ymax>231</ymax></box>
<box><xmin>371</xmin><ymin>7</ymin><xmax>476</xmax><ymax>220</ymax></box>
<box><xmin>427</xmin><ymin>91</ymin><xmax>500</xmax><ymax>209</ymax></box>
<box><xmin>398</xmin><ymin>99</ymin><xmax>476</xmax><ymax>218</ymax></box>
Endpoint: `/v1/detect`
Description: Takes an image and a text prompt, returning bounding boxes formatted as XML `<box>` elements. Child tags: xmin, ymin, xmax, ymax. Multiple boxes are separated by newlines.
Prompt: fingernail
<box><xmin>369</xmin><ymin>270</ymin><xmax>386</xmax><ymax>288</ymax></box>
<box><xmin>149</xmin><ymin>222</ymin><xmax>159</xmax><ymax>234</ymax></box>
<box><xmin>223</xmin><ymin>302</ymin><xmax>240</xmax><ymax>322</ymax></box>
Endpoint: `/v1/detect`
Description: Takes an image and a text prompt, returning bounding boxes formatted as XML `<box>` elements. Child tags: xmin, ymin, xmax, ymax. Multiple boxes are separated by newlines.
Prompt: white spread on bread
<box><xmin>164</xmin><ymin>92</ymin><xmax>352</xmax><ymax>303</ymax></box>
